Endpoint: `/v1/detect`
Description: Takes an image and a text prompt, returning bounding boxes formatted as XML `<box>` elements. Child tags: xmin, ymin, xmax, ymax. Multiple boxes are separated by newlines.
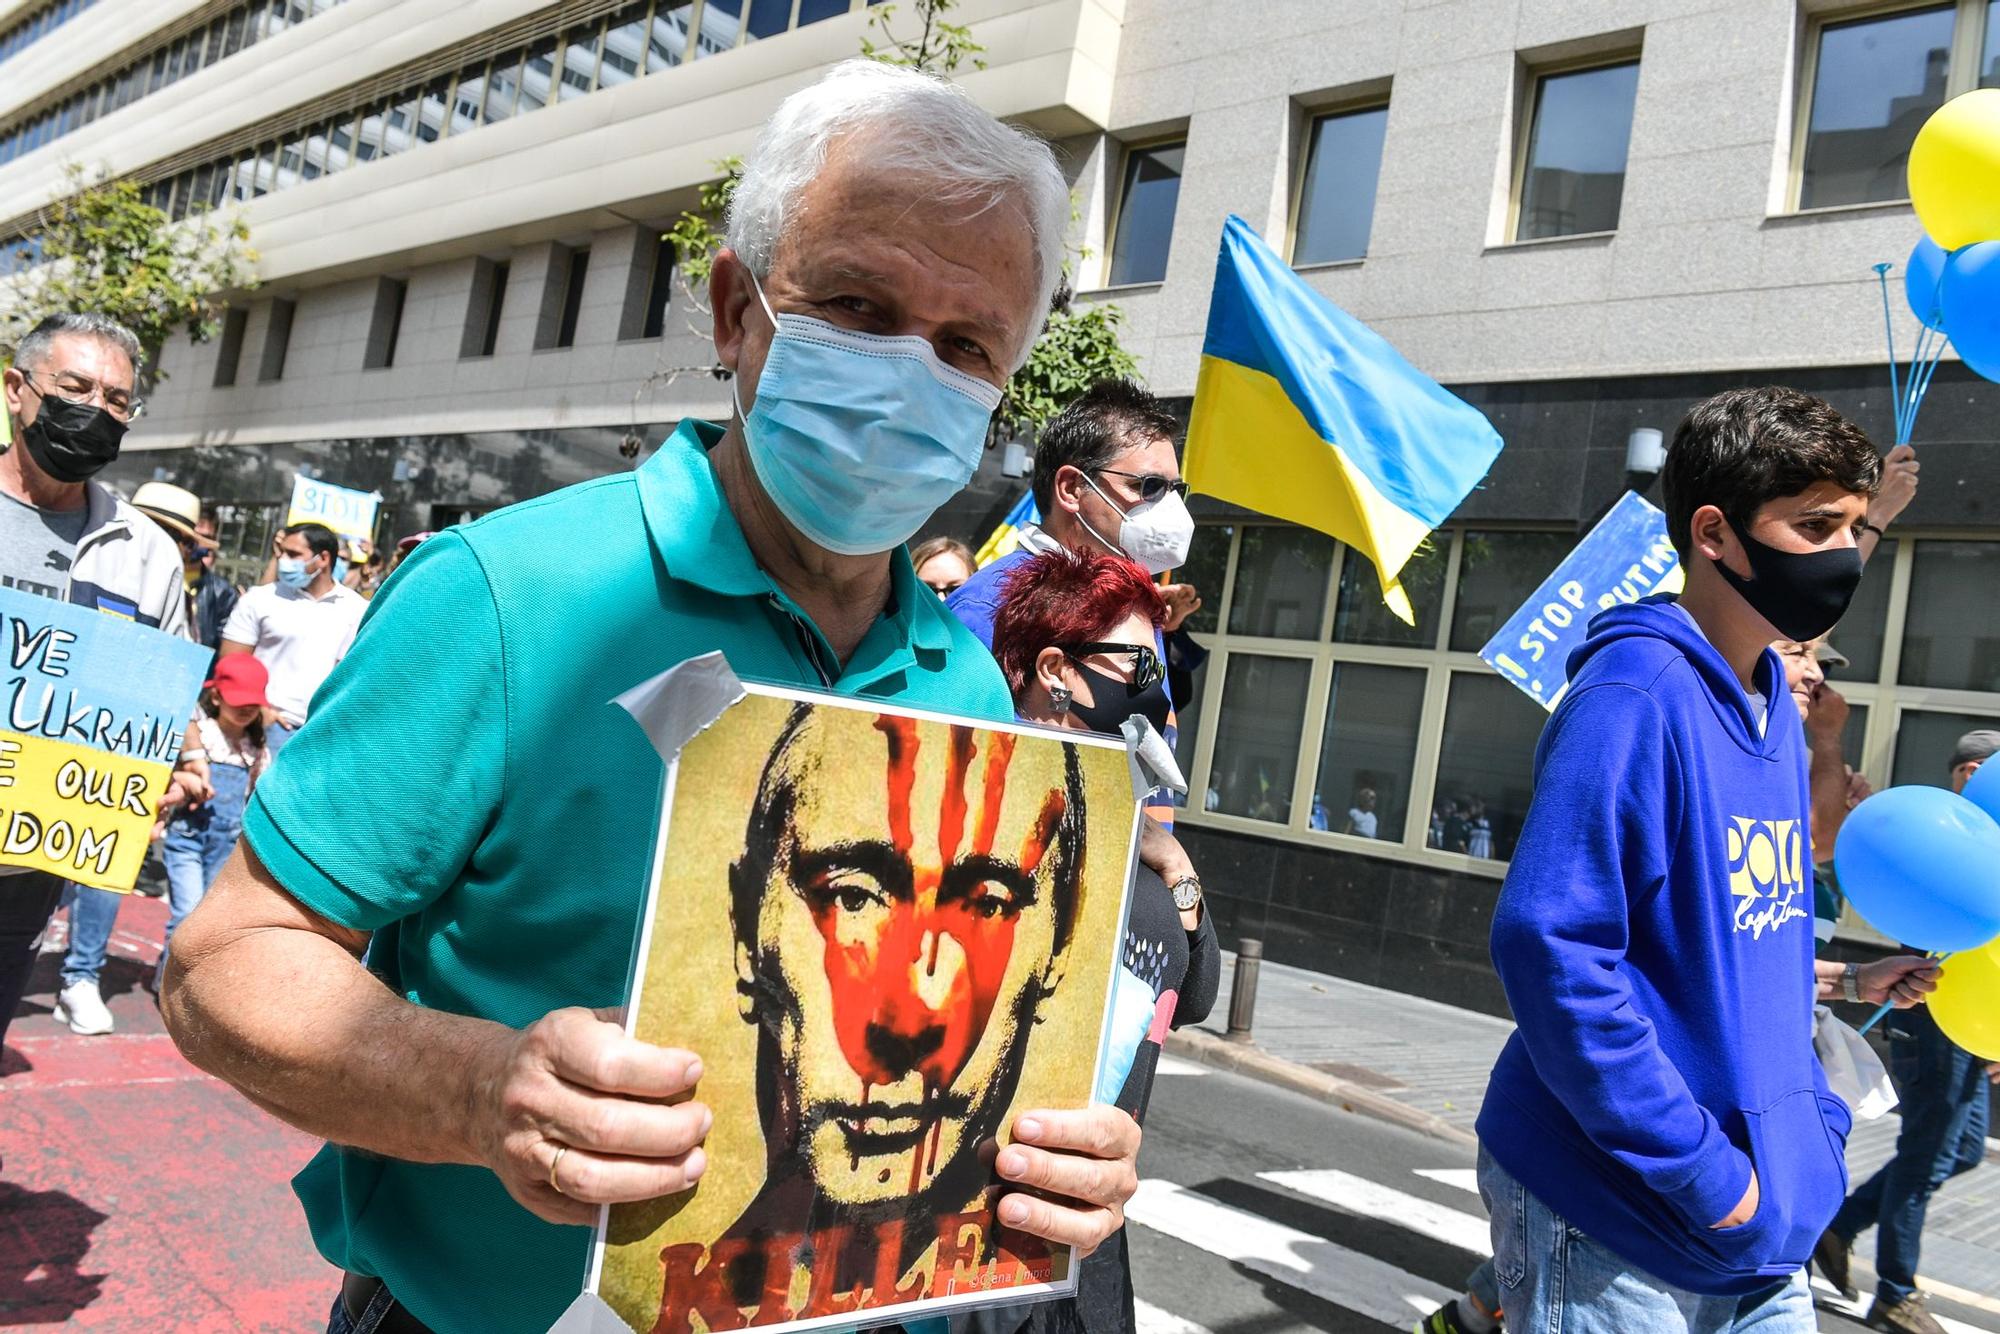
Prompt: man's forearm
<box><xmin>1808</xmin><ymin>733</ymin><xmax>1848</xmax><ymax>854</ymax></box>
<box><xmin>163</xmin><ymin>859</ymin><xmax>510</xmax><ymax>1167</ymax></box>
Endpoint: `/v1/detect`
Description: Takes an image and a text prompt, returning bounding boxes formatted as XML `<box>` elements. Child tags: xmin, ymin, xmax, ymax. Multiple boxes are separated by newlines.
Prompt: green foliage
<box><xmin>661</xmin><ymin>155</ymin><xmax>741</xmax><ymax>296</ymax></box>
<box><xmin>861</xmin><ymin>0</ymin><xmax>986</xmax><ymax>75</ymax></box>
<box><xmin>0</xmin><ymin>165</ymin><xmax>257</xmax><ymax>381</ymax></box>
<box><xmin>995</xmin><ymin>299</ymin><xmax>1137</xmax><ymax>445</ymax></box>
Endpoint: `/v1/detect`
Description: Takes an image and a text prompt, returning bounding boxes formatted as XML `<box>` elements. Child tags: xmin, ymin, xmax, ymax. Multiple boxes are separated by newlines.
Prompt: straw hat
<box><xmin>131</xmin><ymin>482</ymin><xmax>201</xmax><ymax>544</ymax></box>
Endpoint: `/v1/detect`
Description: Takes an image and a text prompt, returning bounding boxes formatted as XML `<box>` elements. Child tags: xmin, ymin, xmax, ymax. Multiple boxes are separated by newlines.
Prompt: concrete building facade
<box><xmin>2</xmin><ymin>0</ymin><xmax>1996</xmax><ymax>1012</ymax></box>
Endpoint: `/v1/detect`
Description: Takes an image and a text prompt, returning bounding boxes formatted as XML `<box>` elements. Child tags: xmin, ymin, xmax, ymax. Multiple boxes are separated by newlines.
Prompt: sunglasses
<box><xmin>1093</xmin><ymin>468</ymin><xmax>1189</xmax><ymax>504</ymax></box>
<box><xmin>1059</xmin><ymin>641</ymin><xmax>1164</xmax><ymax>691</ymax></box>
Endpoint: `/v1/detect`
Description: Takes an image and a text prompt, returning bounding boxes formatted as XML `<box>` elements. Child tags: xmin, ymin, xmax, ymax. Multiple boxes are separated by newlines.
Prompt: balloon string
<box><xmin>1855</xmin><ymin>949</ymin><xmax>1953</xmax><ymax>1035</ymax></box>
<box><xmin>1876</xmin><ymin>264</ymin><xmax>1905</xmax><ymax>446</ymax></box>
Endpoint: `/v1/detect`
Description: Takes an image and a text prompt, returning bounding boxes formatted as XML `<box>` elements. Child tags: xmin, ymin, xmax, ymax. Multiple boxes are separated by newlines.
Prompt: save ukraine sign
<box><xmin>0</xmin><ymin>586</ymin><xmax>210</xmax><ymax>890</ymax></box>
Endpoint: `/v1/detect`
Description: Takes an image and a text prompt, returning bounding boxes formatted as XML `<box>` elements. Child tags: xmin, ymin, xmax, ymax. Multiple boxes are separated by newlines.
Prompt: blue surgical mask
<box><xmin>734</xmin><ymin>272</ymin><xmax>1001</xmax><ymax>556</ymax></box>
<box><xmin>332</xmin><ymin>556</ymin><xmax>350</xmax><ymax>585</ymax></box>
<box><xmin>276</xmin><ymin>557</ymin><xmax>312</xmax><ymax>590</ymax></box>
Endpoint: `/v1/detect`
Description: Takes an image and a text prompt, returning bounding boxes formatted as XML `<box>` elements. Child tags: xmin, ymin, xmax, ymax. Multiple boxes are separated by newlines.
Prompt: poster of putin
<box><xmin>586</xmin><ymin>681</ymin><xmax>1140</xmax><ymax>1334</ymax></box>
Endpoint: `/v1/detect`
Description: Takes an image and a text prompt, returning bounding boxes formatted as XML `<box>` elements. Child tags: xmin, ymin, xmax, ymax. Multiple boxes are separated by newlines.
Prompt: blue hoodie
<box><xmin>1476</xmin><ymin>596</ymin><xmax>1849</xmax><ymax>1297</ymax></box>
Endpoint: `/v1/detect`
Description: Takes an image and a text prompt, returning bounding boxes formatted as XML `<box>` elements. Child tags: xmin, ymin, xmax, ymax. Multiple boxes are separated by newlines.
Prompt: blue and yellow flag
<box><xmin>1185</xmin><ymin>216</ymin><xmax>1503</xmax><ymax>622</ymax></box>
<box><xmin>974</xmin><ymin>488</ymin><xmax>1041</xmax><ymax>568</ymax></box>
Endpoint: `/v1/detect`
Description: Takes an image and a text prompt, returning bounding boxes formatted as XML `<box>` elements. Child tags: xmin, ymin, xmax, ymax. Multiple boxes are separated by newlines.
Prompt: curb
<box><xmin>1165</xmin><ymin>1027</ymin><xmax>1478</xmax><ymax>1149</ymax></box>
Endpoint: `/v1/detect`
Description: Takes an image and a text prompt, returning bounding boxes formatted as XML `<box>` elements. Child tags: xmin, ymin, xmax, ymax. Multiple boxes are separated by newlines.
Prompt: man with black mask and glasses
<box><xmin>0</xmin><ymin>312</ymin><xmax>196</xmax><ymax>1050</ymax></box>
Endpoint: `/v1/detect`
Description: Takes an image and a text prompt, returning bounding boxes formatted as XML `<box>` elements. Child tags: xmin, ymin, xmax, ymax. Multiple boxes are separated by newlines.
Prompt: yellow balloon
<box><xmin>1909</xmin><ymin>90</ymin><xmax>2000</xmax><ymax>249</ymax></box>
<box><xmin>1928</xmin><ymin>938</ymin><xmax>2000</xmax><ymax>1060</ymax></box>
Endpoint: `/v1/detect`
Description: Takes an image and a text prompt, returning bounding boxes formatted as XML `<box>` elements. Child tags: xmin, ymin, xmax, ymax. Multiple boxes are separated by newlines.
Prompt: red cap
<box><xmin>207</xmin><ymin>654</ymin><xmax>271</xmax><ymax>709</ymax></box>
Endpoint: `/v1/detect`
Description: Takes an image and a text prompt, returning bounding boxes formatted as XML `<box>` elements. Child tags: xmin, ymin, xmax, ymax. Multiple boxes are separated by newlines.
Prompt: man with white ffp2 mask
<box><xmin>161</xmin><ymin>60</ymin><xmax>1145</xmax><ymax>1334</ymax></box>
<box><xmin>947</xmin><ymin>380</ymin><xmax>1206</xmax><ymax>820</ymax></box>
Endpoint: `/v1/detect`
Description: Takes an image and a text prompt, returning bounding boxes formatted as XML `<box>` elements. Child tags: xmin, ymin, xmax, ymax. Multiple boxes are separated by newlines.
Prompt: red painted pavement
<box><xmin>1</xmin><ymin>890</ymin><xmax>334</xmax><ymax>1331</ymax></box>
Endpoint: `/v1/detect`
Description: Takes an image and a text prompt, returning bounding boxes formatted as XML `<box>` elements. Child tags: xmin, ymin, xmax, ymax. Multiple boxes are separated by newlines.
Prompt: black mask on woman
<box><xmin>1068</xmin><ymin>661</ymin><xmax>1172</xmax><ymax>738</ymax></box>
<box><xmin>20</xmin><ymin>393</ymin><xmax>127</xmax><ymax>484</ymax></box>
<box><xmin>1713</xmin><ymin>521</ymin><xmax>1863</xmax><ymax>643</ymax></box>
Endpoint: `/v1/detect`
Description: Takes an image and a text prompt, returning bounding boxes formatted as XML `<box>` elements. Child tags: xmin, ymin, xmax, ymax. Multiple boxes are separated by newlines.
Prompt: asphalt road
<box><xmin>1123</xmin><ymin>1056</ymin><xmax>1995</xmax><ymax>1334</ymax></box>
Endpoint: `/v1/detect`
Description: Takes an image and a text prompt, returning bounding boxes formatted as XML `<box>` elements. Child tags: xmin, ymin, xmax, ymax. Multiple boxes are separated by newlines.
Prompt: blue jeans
<box><xmin>267</xmin><ymin>718</ymin><xmax>297</xmax><ymax>757</ymax></box>
<box><xmin>63</xmin><ymin>762</ymin><xmax>251</xmax><ymax>989</ymax></box>
<box><xmin>1480</xmin><ymin>1148</ymin><xmax>1815</xmax><ymax>1334</ymax></box>
<box><xmin>59</xmin><ymin>880</ymin><xmax>123</xmax><ymax>989</ymax></box>
<box><xmin>156</xmin><ymin>761</ymin><xmax>250</xmax><ymax>982</ymax></box>
<box><xmin>1830</xmin><ymin>1005</ymin><xmax>1991</xmax><ymax>1303</ymax></box>
<box><xmin>326</xmin><ymin>1287</ymin><xmax>396</xmax><ymax>1334</ymax></box>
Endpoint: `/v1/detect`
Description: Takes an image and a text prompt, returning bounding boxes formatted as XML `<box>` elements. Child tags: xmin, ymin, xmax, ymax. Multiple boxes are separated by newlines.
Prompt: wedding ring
<box><xmin>548</xmin><ymin>1143</ymin><xmax>569</xmax><ymax>1196</ymax></box>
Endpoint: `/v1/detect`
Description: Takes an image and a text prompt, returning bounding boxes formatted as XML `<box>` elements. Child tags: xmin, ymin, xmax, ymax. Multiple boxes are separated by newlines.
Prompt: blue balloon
<box><xmin>1941</xmin><ymin>240</ymin><xmax>2000</xmax><ymax>382</ymax></box>
<box><xmin>1965</xmin><ymin>756</ymin><xmax>2000</xmax><ymax>827</ymax></box>
<box><xmin>1835</xmin><ymin>785</ymin><xmax>2000</xmax><ymax>953</ymax></box>
<box><xmin>1906</xmin><ymin>236</ymin><xmax>1949</xmax><ymax>329</ymax></box>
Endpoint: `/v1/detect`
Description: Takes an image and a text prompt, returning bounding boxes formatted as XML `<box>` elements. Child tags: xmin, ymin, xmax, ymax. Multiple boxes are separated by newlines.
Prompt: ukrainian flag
<box><xmin>974</xmin><ymin>488</ymin><xmax>1040</xmax><ymax>567</ymax></box>
<box><xmin>1185</xmin><ymin>216</ymin><xmax>1503</xmax><ymax>622</ymax></box>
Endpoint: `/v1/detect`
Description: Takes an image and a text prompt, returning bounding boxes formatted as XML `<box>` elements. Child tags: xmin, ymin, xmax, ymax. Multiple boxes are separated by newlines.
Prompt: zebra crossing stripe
<box><xmin>1810</xmin><ymin>1276</ymin><xmax>1996</xmax><ymax>1334</ymax></box>
<box><xmin>1125</xmin><ymin>1179</ymin><xmax>1455</xmax><ymax>1327</ymax></box>
<box><xmin>1414</xmin><ymin>1167</ymin><xmax>1480</xmax><ymax>1196</ymax></box>
<box><xmin>1260</xmin><ymin>1169</ymin><xmax>1494</xmax><ymax>1257</ymax></box>
<box><xmin>1154</xmin><ymin>1055</ymin><xmax>1209</xmax><ymax>1077</ymax></box>
<box><xmin>1133</xmin><ymin>1297</ymin><xmax>1214</xmax><ymax>1334</ymax></box>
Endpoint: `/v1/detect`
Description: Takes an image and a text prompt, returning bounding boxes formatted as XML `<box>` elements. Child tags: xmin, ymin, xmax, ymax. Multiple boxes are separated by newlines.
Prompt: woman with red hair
<box><xmin>984</xmin><ymin>548</ymin><xmax>1220</xmax><ymax>1334</ymax></box>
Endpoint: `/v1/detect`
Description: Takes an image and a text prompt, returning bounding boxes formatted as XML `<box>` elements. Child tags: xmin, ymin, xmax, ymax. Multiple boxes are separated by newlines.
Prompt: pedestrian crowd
<box><xmin>0</xmin><ymin>55</ymin><xmax>1994</xmax><ymax>1334</ymax></box>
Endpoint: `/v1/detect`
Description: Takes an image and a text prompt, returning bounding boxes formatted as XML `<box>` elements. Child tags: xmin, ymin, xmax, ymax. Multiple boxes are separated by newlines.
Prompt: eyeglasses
<box><xmin>1093</xmin><ymin>468</ymin><xmax>1188</xmax><ymax>504</ymax></box>
<box><xmin>21</xmin><ymin>367</ymin><xmax>144</xmax><ymax>421</ymax></box>
<box><xmin>923</xmin><ymin>580</ymin><xmax>964</xmax><ymax>598</ymax></box>
<box><xmin>1059</xmin><ymin>640</ymin><xmax>1164</xmax><ymax>690</ymax></box>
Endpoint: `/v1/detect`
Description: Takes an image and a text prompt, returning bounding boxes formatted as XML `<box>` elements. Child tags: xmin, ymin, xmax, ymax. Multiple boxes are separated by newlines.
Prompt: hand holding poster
<box><xmin>582</xmin><ymin>674</ymin><xmax>1139</xmax><ymax>1334</ymax></box>
<box><xmin>1479</xmin><ymin>491</ymin><xmax>1685</xmax><ymax>711</ymax></box>
<box><xmin>287</xmin><ymin>474</ymin><xmax>381</xmax><ymax>547</ymax></box>
<box><xmin>0</xmin><ymin>585</ymin><xmax>210</xmax><ymax>889</ymax></box>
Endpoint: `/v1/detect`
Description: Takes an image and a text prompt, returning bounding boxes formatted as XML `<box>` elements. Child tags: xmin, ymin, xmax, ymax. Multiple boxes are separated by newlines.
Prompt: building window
<box><xmin>1512</xmin><ymin>57</ymin><xmax>1641</xmax><ymax>241</ymax></box>
<box><xmin>1178</xmin><ymin>525</ymin><xmax>2000</xmax><ymax>888</ymax></box>
<box><xmin>464</xmin><ymin>258</ymin><xmax>509</xmax><ymax>359</ymax></box>
<box><xmin>1432</xmin><ymin>673</ymin><xmax>1544</xmax><ymax>861</ymax></box>
<box><xmin>364</xmin><ymin>278</ymin><xmax>408</xmax><ymax>370</ymax></box>
<box><xmin>621</xmin><ymin>233</ymin><xmax>676</xmax><ymax>340</ymax></box>
<box><xmin>1893</xmin><ymin>708</ymin><xmax>1998</xmax><ymax>786</ymax></box>
<box><xmin>1292</xmin><ymin>103</ymin><xmax>1389</xmax><ymax>266</ymax></box>
<box><xmin>1106</xmin><ymin>141</ymin><xmax>1185</xmax><ymax>287</ymax></box>
<box><xmin>1204</xmin><ymin>654</ymin><xmax>1313</xmax><ymax>823</ymax></box>
<box><xmin>1226</xmin><ymin>528</ymin><xmax>1334</xmax><ymax>639</ymax></box>
<box><xmin>1986</xmin><ymin>0</ymin><xmax>2000</xmax><ymax>83</ymax></box>
<box><xmin>1798</xmin><ymin>4</ymin><xmax>1956</xmax><ymax>209</ymax></box>
<box><xmin>1898</xmin><ymin>539</ymin><xmax>2000</xmax><ymax>690</ymax></box>
<box><xmin>1311</xmin><ymin>662</ymin><xmax>1426</xmax><ymax>840</ymax></box>
<box><xmin>213</xmin><ymin>308</ymin><xmax>248</xmax><ymax>388</ymax></box>
<box><xmin>537</xmin><ymin>246</ymin><xmax>592</xmax><ymax>350</ymax></box>
<box><xmin>258</xmin><ymin>298</ymin><xmax>295</xmax><ymax>382</ymax></box>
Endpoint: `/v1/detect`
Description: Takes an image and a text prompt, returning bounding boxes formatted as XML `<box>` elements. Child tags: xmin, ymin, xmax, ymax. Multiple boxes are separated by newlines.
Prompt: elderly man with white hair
<box><xmin>162</xmin><ymin>60</ymin><xmax>1139</xmax><ymax>1334</ymax></box>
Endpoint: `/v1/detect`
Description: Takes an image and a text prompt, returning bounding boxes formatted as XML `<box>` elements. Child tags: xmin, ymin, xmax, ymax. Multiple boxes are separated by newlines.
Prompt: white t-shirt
<box><xmin>221</xmin><ymin>581</ymin><xmax>366</xmax><ymax>726</ymax></box>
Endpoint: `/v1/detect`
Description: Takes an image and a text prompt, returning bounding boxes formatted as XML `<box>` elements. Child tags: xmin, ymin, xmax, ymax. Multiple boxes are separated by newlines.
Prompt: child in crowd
<box><xmin>156</xmin><ymin>654</ymin><xmax>274</xmax><ymax>985</ymax></box>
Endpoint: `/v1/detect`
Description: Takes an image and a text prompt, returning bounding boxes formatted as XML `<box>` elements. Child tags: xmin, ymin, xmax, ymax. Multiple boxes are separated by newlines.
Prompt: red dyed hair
<box><xmin>990</xmin><ymin>549</ymin><xmax>1166</xmax><ymax>697</ymax></box>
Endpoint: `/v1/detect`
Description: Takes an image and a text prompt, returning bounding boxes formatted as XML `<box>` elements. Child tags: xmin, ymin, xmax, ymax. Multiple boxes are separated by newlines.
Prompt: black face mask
<box><xmin>19</xmin><ymin>392</ymin><xmax>127</xmax><ymax>483</ymax></box>
<box><xmin>1068</xmin><ymin>661</ymin><xmax>1172</xmax><ymax>739</ymax></box>
<box><xmin>1713</xmin><ymin>521</ymin><xmax>1864</xmax><ymax>643</ymax></box>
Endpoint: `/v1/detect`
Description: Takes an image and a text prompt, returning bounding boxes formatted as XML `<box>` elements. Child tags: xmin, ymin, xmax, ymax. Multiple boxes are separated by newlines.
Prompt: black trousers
<box><xmin>0</xmin><ymin>870</ymin><xmax>68</xmax><ymax>1050</ymax></box>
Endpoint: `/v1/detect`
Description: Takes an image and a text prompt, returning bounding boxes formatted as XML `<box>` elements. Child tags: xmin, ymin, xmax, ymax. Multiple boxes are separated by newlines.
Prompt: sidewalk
<box><xmin>1166</xmin><ymin>951</ymin><xmax>2000</xmax><ymax>1310</ymax></box>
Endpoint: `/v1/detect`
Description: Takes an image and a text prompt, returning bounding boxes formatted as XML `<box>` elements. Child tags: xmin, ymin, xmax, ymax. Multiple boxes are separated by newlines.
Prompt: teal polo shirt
<box><xmin>244</xmin><ymin>420</ymin><xmax>1012</xmax><ymax>1334</ymax></box>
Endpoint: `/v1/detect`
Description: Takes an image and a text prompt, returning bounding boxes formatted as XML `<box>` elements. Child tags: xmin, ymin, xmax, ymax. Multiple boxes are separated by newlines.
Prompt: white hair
<box><xmin>17</xmin><ymin>311</ymin><xmax>143</xmax><ymax>374</ymax></box>
<box><xmin>727</xmin><ymin>59</ymin><xmax>1069</xmax><ymax>369</ymax></box>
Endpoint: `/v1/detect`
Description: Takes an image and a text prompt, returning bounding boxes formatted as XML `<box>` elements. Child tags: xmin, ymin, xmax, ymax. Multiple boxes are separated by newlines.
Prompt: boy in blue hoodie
<box><xmin>1477</xmin><ymin>387</ymin><xmax>1891</xmax><ymax>1333</ymax></box>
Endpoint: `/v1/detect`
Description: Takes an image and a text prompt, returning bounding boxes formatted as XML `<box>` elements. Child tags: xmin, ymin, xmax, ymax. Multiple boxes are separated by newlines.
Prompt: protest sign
<box><xmin>581</xmin><ymin>670</ymin><xmax>1139</xmax><ymax>1334</ymax></box>
<box><xmin>1480</xmin><ymin>491</ymin><xmax>1684</xmax><ymax>711</ymax></box>
<box><xmin>0</xmin><ymin>586</ymin><xmax>210</xmax><ymax>889</ymax></box>
<box><xmin>286</xmin><ymin>474</ymin><xmax>380</xmax><ymax>547</ymax></box>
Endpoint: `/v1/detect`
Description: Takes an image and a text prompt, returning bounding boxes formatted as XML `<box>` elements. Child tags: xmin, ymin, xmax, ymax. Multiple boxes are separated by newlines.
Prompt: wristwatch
<box><xmin>1842</xmin><ymin>962</ymin><xmax>1863</xmax><ymax>1004</ymax></box>
<box><xmin>1169</xmin><ymin>873</ymin><xmax>1203</xmax><ymax>913</ymax></box>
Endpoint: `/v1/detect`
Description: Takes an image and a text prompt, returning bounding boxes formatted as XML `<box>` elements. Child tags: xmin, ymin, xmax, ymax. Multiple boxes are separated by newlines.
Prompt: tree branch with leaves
<box><xmin>0</xmin><ymin>164</ymin><xmax>257</xmax><ymax>384</ymax></box>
